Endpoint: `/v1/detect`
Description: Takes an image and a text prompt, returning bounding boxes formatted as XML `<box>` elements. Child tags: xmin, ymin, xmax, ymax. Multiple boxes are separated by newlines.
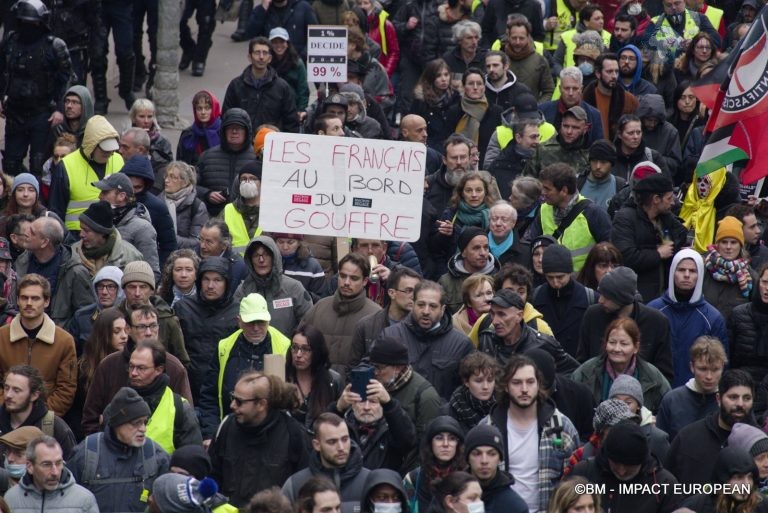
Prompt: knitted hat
<box><xmin>170</xmin><ymin>445</ymin><xmax>213</xmax><ymax>480</ymax></box>
<box><xmin>152</xmin><ymin>474</ymin><xmax>205</xmax><ymax>513</ymax></box>
<box><xmin>633</xmin><ymin>173</ymin><xmax>673</xmax><ymax>195</ymax></box>
<box><xmin>458</xmin><ymin>227</ymin><xmax>487</xmax><ymax>252</ymax></box>
<box><xmin>608</xmin><ymin>374</ymin><xmax>645</xmax><ymax>408</ymax></box>
<box><xmin>104</xmin><ymin>387</ymin><xmax>151</xmax><ymax>427</ymax></box>
<box><xmin>712</xmin><ymin>446</ymin><xmax>758</xmax><ymax>483</ymax></box>
<box><xmin>715</xmin><ymin>216</ymin><xmax>745</xmax><ymax>245</ymax></box>
<box><xmin>238</xmin><ymin>161</ymin><xmax>262</xmax><ymax>180</ymax></box>
<box><xmin>729</xmin><ymin>423</ymin><xmax>768</xmax><ymax>458</ymax></box>
<box><xmin>541</xmin><ymin>244</ymin><xmax>573</xmax><ymax>274</ymax></box>
<box><xmin>593</xmin><ymin>399</ymin><xmax>638</xmax><ymax>433</ymax></box>
<box><xmin>602</xmin><ymin>421</ymin><xmax>648</xmax><ymax>465</ymax></box>
<box><xmin>525</xmin><ymin>348</ymin><xmax>555</xmax><ymax>390</ymax></box>
<box><xmin>630</xmin><ymin>161</ymin><xmax>662</xmax><ymax>182</ymax></box>
<box><xmin>425</xmin><ymin>416</ymin><xmax>465</xmax><ymax>444</ymax></box>
<box><xmin>79</xmin><ymin>200</ymin><xmax>114</xmax><ymax>235</ymax></box>
<box><xmin>12</xmin><ymin>173</ymin><xmax>39</xmax><ymax>196</ymax></box>
<box><xmin>589</xmin><ymin>139</ymin><xmax>617</xmax><ymax>164</ymax></box>
<box><xmin>0</xmin><ymin>426</ymin><xmax>44</xmax><ymax>451</ymax></box>
<box><xmin>464</xmin><ymin>424</ymin><xmax>505</xmax><ymax>461</ymax></box>
<box><xmin>531</xmin><ymin>235</ymin><xmax>557</xmax><ymax>255</ymax></box>
<box><xmin>490</xmin><ymin>289</ymin><xmax>525</xmax><ymax>310</ymax></box>
<box><xmin>598</xmin><ymin>266</ymin><xmax>638</xmax><ymax>306</ymax></box>
<box><xmin>369</xmin><ymin>336</ymin><xmax>409</xmax><ymax>366</ymax></box>
<box><xmin>253</xmin><ymin>127</ymin><xmax>276</xmax><ymax>155</ymax></box>
<box><xmin>121</xmin><ymin>261</ymin><xmax>156</xmax><ymax>290</ymax></box>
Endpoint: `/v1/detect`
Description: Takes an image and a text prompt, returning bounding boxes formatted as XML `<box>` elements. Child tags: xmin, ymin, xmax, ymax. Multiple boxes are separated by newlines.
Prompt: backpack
<box><xmin>41</xmin><ymin>410</ymin><xmax>54</xmax><ymax>437</ymax></box>
<box><xmin>81</xmin><ymin>432</ymin><xmax>159</xmax><ymax>486</ymax></box>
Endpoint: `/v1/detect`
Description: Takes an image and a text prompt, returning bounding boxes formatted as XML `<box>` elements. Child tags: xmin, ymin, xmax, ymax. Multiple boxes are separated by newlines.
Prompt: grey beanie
<box><xmin>593</xmin><ymin>398</ymin><xmax>638</xmax><ymax>433</ymax></box>
<box><xmin>104</xmin><ymin>387</ymin><xmax>151</xmax><ymax>427</ymax></box>
<box><xmin>541</xmin><ymin>244</ymin><xmax>573</xmax><ymax>274</ymax></box>
<box><xmin>608</xmin><ymin>374</ymin><xmax>644</xmax><ymax>408</ymax></box>
<box><xmin>729</xmin><ymin>423</ymin><xmax>768</xmax><ymax>458</ymax></box>
<box><xmin>152</xmin><ymin>474</ymin><xmax>205</xmax><ymax>513</ymax></box>
<box><xmin>598</xmin><ymin>266</ymin><xmax>638</xmax><ymax>306</ymax></box>
<box><xmin>12</xmin><ymin>173</ymin><xmax>39</xmax><ymax>196</ymax></box>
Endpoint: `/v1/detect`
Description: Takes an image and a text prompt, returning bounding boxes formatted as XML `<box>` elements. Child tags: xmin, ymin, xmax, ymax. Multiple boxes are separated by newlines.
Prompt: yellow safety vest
<box><xmin>545</xmin><ymin>0</ymin><xmax>577</xmax><ymax>51</ymax></box>
<box><xmin>222</xmin><ymin>203</ymin><xmax>262</xmax><ymax>256</ymax></box>
<box><xmin>496</xmin><ymin>122</ymin><xmax>557</xmax><ymax>150</ymax></box>
<box><xmin>216</xmin><ymin>327</ymin><xmax>291</xmax><ymax>418</ymax></box>
<box><xmin>62</xmin><ymin>150</ymin><xmax>124</xmax><ymax>231</ymax></box>
<box><xmin>652</xmin><ymin>11</ymin><xmax>701</xmax><ymax>44</ymax></box>
<box><xmin>213</xmin><ymin>504</ymin><xmax>240</xmax><ymax>513</ymax></box>
<box><xmin>539</xmin><ymin>195</ymin><xmax>596</xmax><ymax>271</ymax></box>
<box><xmin>491</xmin><ymin>38</ymin><xmax>544</xmax><ymax>55</ymax></box>
<box><xmin>559</xmin><ymin>29</ymin><xmax>612</xmax><ymax>68</ymax></box>
<box><xmin>377</xmin><ymin>10</ymin><xmax>390</xmax><ymax>55</ymax></box>
<box><xmin>702</xmin><ymin>5</ymin><xmax>723</xmax><ymax>33</ymax></box>
<box><xmin>145</xmin><ymin>387</ymin><xmax>179</xmax><ymax>454</ymax></box>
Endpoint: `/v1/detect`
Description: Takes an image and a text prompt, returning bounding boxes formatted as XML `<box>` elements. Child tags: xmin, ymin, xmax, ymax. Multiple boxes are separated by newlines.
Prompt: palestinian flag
<box><xmin>693</xmin><ymin>4</ymin><xmax>768</xmax><ymax>182</ymax></box>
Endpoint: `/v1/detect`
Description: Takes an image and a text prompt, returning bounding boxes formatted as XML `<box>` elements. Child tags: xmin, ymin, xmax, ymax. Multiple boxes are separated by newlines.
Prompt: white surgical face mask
<box><xmin>374</xmin><ymin>503</ymin><xmax>402</xmax><ymax>513</ymax></box>
<box><xmin>628</xmin><ymin>2</ymin><xmax>641</xmax><ymax>15</ymax></box>
<box><xmin>240</xmin><ymin>181</ymin><xmax>260</xmax><ymax>199</ymax></box>
<box><xmin>466</xmin><ymin>501</ymin><xmax>485</xmax><ymax>513</ymax></box>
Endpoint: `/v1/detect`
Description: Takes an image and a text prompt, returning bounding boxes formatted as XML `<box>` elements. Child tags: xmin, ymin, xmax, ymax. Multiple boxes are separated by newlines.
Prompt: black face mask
<box><xmin>17</xmin><ymin>21</ymin><xmax>46</xmax><ymax>43</ymax></box>
<box><xmin>669</xmin><ymin>12</ymin><xmax>684</xmax><ymax>25</ymax></box>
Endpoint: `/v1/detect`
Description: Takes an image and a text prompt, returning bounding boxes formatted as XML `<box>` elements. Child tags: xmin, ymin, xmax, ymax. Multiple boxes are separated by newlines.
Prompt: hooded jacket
<box><xmin>380</xmin><ymin>311</ymin><xmax>475</xmax><ymax>400</ymax></box>
<box><xmin>195</xmin><ymin>108</ymin><xmax>258</xmax><ymax>216</ymax></box>
<box><xmin>48</xmin><ymin>116</ymin><xmax>124</xmax><ymax>226</ymax></box>
<box><xmin>282</xmin><ymin>442</ymin><xmax>371</xmax><ymax>513</ymax></box>
<box><xmin>5</xmin><ymin>467</ymin><xmax>99</xmax><ymax>513</ymax></box>
<box><xmin>0</xmin><ymin>398</ymin><xmax>77</xmax><ymax>458</ymax></box>
<box><xmin>175</xmin><ymin>257</ymin><xmax>240</xmax><ymax>403</ymax></box>
<box><xmin>52</xmin><ymin>85</ymin><xmax>95</xmax><ymax>144</ymax></box>
<box><xmin>728</xmin><ymin>292</ymin><xmax>768</xmax><ymax>384</ymax></box>
<box><xmin>618</xmin><ymin>44</ymin><xmax>659</xmax><ymax>97</ymax></box>
<box><xmin>485</xmin><ymin>72</ymin><xmax>534</xmax><ymax>112</ymax></box>
<box><xmin>477</xmin><ymin>321</ymin><xmax>579</xmax><ymax>374</ymax></box>
<box><xmin>636</xmin><ymin>93</ymin><xmax>683</xmax><ymax>181</ymax></box>
<box><xmin>222</xmin><ymin>65</ymin><xmax>300</xmax><ymax>134</ymax></box>
<box><xmin>210</xmin><ymin>410</ymin><xmax>309</xmax><ymax>507</ymax></box>
<box><xmin>656</xmin><ymin>378</ymin><xmax>719</xmax><ymax>441</ymax></box>
<box><xmin>68</xmin><ymin>266</ymin><xmax>126</xmax><ymax>352</ymax></box>
<box><xmin>342</xmin><ymin>92</ymin><xmax>383</xmax><ymax>139</ymax></box>
<box><xmin>114</xmin><ymin>202</ymin><xmax>160</xmax><ymax>279</ymax></box>
<box><xmin>234</xmin><ymin>236</ymin><xmax>313</xmax><ymax>336</ymax></box>
<box><xmin>531</xmin><ymin>279</ymin><xmax>597</xmax><ymax>357</ymax></box>
<box><xmin>481</xmin><ymin>469</ymin><xmax>528</xmax><ymax>513</ymax></box>
<box><xmin>648</xmin><ymin>249</ymin><xmax>728</xmax><ymax>387</ymax></box>
<box><xmin>361</xmin><ymin>469</ymin><xmax>411</xmax><ymax>513</ymax></box>
<box><xmin>439</xmin><ymin>253</ymin><xmax>500</xmax><ymax>313</ymax></box>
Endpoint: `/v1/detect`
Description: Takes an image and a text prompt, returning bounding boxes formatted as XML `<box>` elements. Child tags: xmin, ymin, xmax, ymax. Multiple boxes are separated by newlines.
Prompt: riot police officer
<box><xmin>0</xmin><ymin>0</ymin><xmax>73</xmax><ymax>178</ymax></box>
<box><xmin>45</xmin><ymin>0</ymin><xmax>102</xmax><ymax>85</ymax></box>
<box><xmin>91</xmin><ymin>0</ymin><xmax>136</xmax><ymax>113</ymax></box>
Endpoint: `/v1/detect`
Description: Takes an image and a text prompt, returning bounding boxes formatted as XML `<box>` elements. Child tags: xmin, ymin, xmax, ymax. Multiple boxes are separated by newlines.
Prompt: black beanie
<box><xmin>602</xmin><ymin>422</ymin><xmax>648</xmax><ymax>465</ymax></box>
<box><xmin>541</xmin><ymin>244</ymin><xmax>573</xmax><ymax>274</ymax></box>
<box><xmin>525</xmin><ymin>348</ymin><xmax>555</xmax><ymax>390</ymax></box>
<box><xmin>588</xmin><ymin>139</ymin><xmax>617</xmax><ymax>164</ymax></box>
<box><xmin>369</xmin><ymin>336</ymin><xmax>409</xmax><ymax>366</ymax></box>
<box><xmin>104</xmin><ymin>387</ymin><xmax>151</xmax><ymax>427</ymax></box>
<box><xmin>458</xmin><ymin>227</ymin><xmax>487</xmax><ymax>252</ymax></box>
<box><xmin>633</xmin><ymin>173</ymin><xmax>674</xmax><ymax>194</ymax></box>
<box><xmin>464</xmin><ymin>424</ymin><xmax>505</xmax><ymax>461</ymax></box>
<box><xmin>80</xmin><ymin>200</ymin><xmax>114</xmax><ymax>235</ymax></box>
<box><xmin>239</xmin><ymin>161</ymin><xmax>262</xmax><ymax>180</ymax></box>
<box><xmin>170</xmin><ymin>445</ymin><xmax>213</xmax><ymax>480</ymax></box>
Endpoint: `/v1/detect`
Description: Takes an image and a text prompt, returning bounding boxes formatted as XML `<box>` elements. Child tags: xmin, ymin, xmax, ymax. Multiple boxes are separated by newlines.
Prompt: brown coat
<box><xmin>0</xmin><ymin>315</ymin><xmax>77</xmax><ymax>417</ymax></box>
<box><xmin>80</xmin><ymin>339</ymin><xmax>193</xmax><ymax>435</ymax></box>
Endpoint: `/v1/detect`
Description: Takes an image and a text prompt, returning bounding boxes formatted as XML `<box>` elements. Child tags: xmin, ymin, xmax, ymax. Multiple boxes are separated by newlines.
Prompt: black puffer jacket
<box><xmin>611</xmin><ymin>199</ymin><xmax>688</xmax><ymax>302</ymax></box>
<box><xmin>728</xmin><ymin>299</ymin><xmax>768</xmax><ymax>384</ymax></box>
<box><xmin>210</xmin><ymin>409</ymin><xmax>309</xmax><ymax>507</ymax></box>
<box><xmin>195</xmin><ymin>108</ymin><xmax>258</xmax><ymax>216</ymax></box>
<box><xmin>222</xmin><ymin>66</ymin><xmax>299</xmax><ymax>134</ymax></box>
<box><xmin>174</xmin><ymin>257</ymin><xmax>239</xmax><ymax>403</ymax></box>
<box><xmin>477</xmin><ymin>322</ymin><xmax>579</xmax><ymax>374</ymax></box>
<box><xmin>613</xmin><ymin>143</ymin><xmax>669</xmax><ymax>181</ymax></box>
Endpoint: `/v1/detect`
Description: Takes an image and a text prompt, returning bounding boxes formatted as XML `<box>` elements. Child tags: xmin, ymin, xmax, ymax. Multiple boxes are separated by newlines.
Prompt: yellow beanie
<box><xmin>715</xmin><ymin>216</ymin><xmax>744</xmax><ymax>245</ymax></box>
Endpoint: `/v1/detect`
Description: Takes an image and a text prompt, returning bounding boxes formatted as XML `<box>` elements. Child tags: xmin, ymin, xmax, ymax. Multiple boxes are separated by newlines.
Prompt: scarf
<box><xmin>82</xmin><ymin>230</ymin><xmax>117</xmax><ymax>261</ymax></box>
<box><xmin>680</xmin><ymin>167</ymin><xmax>727</xmax><ymax>253</ymax></box>
<box><xmin>504</xmin><ymin>38</ymin><xmax>535</xmax><ymax>60</ymax></box>
<box><xmin>455</xmin><ymin>96</ymin><xmax>488</xmax><ymax>144</ymax></box>
<box><xmin>163</xmin><ymin>184</ymin><xmax>197</xmax><ymax>232</ymax></box>
<box><xmin>604</xmin><ymin>354</ymin><xmax>637</xmax><ymax>381</ymax></box>
<box><xmin>447</xmin><ymin>385</ymin><xmax>495</xmax><ymax>428</ymax></box>
<box><xmin>489</xmin><ymin>231</ymin><xmax>514</xmax><ymax>260</ymax></box>
<box><xmin>704</xmin><ymin>245</ymin><xmax>753</xmax><ymax>298</ymax></box>
<box><xmin>583</xmin><ymin>81</ymin><xmax>626</xmax><ymax>139</ymax></box>
<box><xmin>455</xmin><ymin>201</ymin><xmax>490</xmax><ymax>230</ymax></box>
<box><xmin>387</xmin><ymin>366</ymin><xmax>413</xmax><ymax>393</ymax></box>
<box><xmin>112</xmin><ymin>204</ymin><xmax>133</xmax><ymax>226</ymax></box>
<box><xmin>172</xmin><ymin>285</ymin><xmax>196</xmax><ymax>307</ymax></box>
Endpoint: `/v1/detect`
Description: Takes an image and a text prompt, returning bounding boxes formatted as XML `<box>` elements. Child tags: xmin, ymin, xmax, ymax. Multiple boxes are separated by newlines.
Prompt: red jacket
<box><xmin>367</xmin><ymin>10</ymin><xmax>400</xmax><ymax>76</ymax></box>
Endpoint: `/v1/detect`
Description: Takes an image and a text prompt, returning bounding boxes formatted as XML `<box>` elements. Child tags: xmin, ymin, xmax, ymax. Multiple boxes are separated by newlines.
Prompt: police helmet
<box><xmin>11</xmin><ymin>0</ymin><xmax>50</xmax><ymax>25</ymax></box>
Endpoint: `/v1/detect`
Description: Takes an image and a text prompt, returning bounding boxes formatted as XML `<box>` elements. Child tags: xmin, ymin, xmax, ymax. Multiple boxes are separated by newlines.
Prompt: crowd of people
<box><xmin>0</xmin><ymin>0</ymin><xmax>765</xmax><ymax>511</ymax></box>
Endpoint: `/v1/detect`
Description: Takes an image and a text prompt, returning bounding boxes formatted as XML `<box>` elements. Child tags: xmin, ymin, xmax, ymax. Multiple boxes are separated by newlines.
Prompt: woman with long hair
<box><xmin>432</xmin><ymin>172</ymin><xmax>496</xmax><ymax>255</ymax></box>
<box><xmin>158</xmin><ymin>249</ymin><xmax>200</xmax><ymax>307</ymax></box>
<box><xmin>447</xmin><ymin>68</ymin><xmax>503</xmax><ymax>165</ymax></box>
<box><xmin>404</xmin><ymin>416</ymin><xmax>467</xmax><ymax>513</ymax></box>
<box><xmin>674</xmin><ymin>32</ymin><xmax>720</xmax><ymax>83</ymax></box>
<box><xmin>177</xmin><ymin>90</ymin><xmax>221</xmax><ymax>167</ymax></box>
<box><xmin>269</xmin><ymin>28</ymin><xmax>309</xmax><ymax>113</ymax></box>
<box><xmin>576</xmin><ymin>242</ymin><xmax>623</xmax><ymax>290</ymax></box>
<box><xmin>411</xmin><ymin>59</ymin><xmax>460</xmax><ymax>153</ymax></box>
<box><xmin>284</xmin><ymin>324</ymin><xmax>342</xmax><ymax>429</ymax></box>
<box><xmin>669</xmin><ymin>81</ymin><xmax>706</xmax><ymax>153</ymax></box>
<box><xmin>159</xmin><ymin>161</ymin><xmax>209</xmax><ymax>249</ymax></box>
<box><xmin>431</xmin><ymin>472</ymin><xmax>483</xmax><ymax>513</ymax></box>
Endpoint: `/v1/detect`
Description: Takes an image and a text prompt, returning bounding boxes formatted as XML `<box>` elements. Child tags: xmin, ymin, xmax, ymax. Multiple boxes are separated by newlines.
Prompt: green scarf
<box><xmin>82</xmin><ymin>230</ymin><xmax>117</xmax><ymax>261</ymax></box>
<box><xmin>456</xmin><ymin>96</ymin><xmax>488</xmax><ymax>144</ymax></box>
<box><xmin>456</xmin><ymin>201</ymin><xmax>490</xmax><ymax>230</ymax></box>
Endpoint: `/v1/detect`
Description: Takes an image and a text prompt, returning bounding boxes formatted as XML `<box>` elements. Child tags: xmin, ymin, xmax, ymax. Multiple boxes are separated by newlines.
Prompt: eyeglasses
<box><xmin>198</xmin><ymin>237</ymin><xmax>220</xmax><ymax>247</ymax></box>
<box><xmin>394</xmin><ymin>287</ymin><xmax>415</xmax><ymax>295</ymax></box>
<box><xmin>132</xmin><ymin>323</ymin><xmax>159</xmax><ymax>332</ymax></box>
<box><xmin>252</xmin><ymin>251</ymin><xmax>271</xmax><ymax>260</ymax></box>
<box><xmin>128</xmin><ymin>364</ymin><xmax>156</xmax><ymax>373</ymax></box>
<box><xmin>96</xmin><ymin>283</ymin><xmax>118</xmax><ymax>292</ymax></box>
<box><xmin>63</xmin><ymin>98</ymin><xmax>81</xmax><ymax>105</ymax></box>
<box><xmin>37</xmin><ymin>460</ymin><xmax>65</xmax><ymax>470</ymax></box>
<box><xmin>619</xmin><ymin>55</ymin><xmax>637</xmax><ymax>62</ymax></box>
<box><xmin>290</xmin><ymin>344</ymin><xmax>312</xmax><ymax>354</ymax></box>
<box><xmin>230</xmin><ymin>393</ymin><xmax>264</xmax><ymax>407</ymax></box>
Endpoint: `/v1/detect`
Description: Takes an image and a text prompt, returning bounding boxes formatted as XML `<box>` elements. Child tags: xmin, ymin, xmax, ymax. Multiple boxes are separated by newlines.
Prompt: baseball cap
<box><xmin>490</xmin><ymin>289</ymin><xmax>525</xmax><ymax>310</ymax></box>
<box><xmin>98</xmin><ymin>137</ymin><xmax>120</xmax><ymax>152</ymax></box>
<box><xmin>92</xmin><ymin>173</ymin><xmax>135</xmax><ymax>194</ymax></box>
<box><xmin>565</xmin><ymin>106</ymin><xmax>588</xmax><ymax>122</ymax></box>
<box><xmin>269</xmin><ymin>27</ymin><xmax>289</xmax><ymax>41</ymax></box>
<box><xmin>239</xmin><ymin>293</ymin><xmax>271</xmax><ymax>323</ymax></box>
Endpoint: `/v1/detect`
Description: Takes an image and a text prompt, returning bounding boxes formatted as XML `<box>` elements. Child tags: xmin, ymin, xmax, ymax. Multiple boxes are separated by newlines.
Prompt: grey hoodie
<box><xmin>234</xmin><ymin>236</ymin><xmax>313</xmax><ymax>336</ymax></box>
<box><xmin>91</xmin><ymin>266</ymin><xmax>125</xmax><ymax>307</ymax></box>
<box><xmin>53</xmin><ymin>85</ymin><xmax>95</xmax><ymax>143</ymax></box>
